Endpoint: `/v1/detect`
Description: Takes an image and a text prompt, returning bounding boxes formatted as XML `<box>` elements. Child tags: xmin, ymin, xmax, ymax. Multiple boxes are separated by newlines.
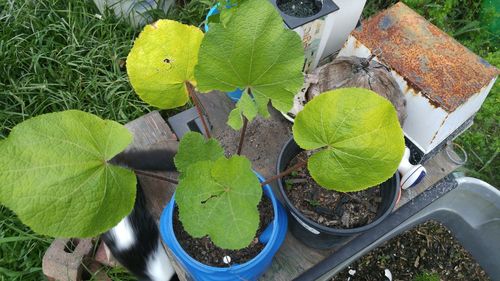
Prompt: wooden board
<box><xmin>124</xmin><ymin>111</ymin><xmax>178</xmax><ymax>219</ymax></box>
<box><xmin>126</xmin><ymin>97</ymin><xmax>461</xmax><ymax>280</ymax></box>
<box><xmin>123</xmin><ymin>111</ymin><xmax>188</xmax><ymax>281</ymax></box>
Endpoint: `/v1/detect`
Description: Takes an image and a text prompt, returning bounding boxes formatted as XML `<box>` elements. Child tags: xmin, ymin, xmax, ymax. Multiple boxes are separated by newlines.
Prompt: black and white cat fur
<box><xmin>103</xmin><ymin>148</ymin><xmax>179</xmax><ymax>281</ymax></box>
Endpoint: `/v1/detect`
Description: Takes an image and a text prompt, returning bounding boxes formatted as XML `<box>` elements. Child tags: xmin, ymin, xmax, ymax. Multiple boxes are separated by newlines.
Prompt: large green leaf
<box><xmin>176</xmin><ymin>156</ymin><xmax>262</xmax><ymax>249</ymax></box>
<box><xmin>127</xmin><ymin>20</ymin><xmax>204</xmax><ymax>109</ymax></box>
<box><xmin>174</xmin><ymin>132</ymin><xmax>224</xmax><ymax>174</ymax></box>
<box><xmin>293</xmin><ymin>88</ymin><xmax>405</xmax><ymax>192</ymax></box>
<box><xmin>0</xmin><ymin>110</ymin><xmax>136</xmax><ymax>237</ymax></box>
<box><xmin>195</xmin><ymin>0</ymin><xmax>304</xmax><ymax>124</ymax></box>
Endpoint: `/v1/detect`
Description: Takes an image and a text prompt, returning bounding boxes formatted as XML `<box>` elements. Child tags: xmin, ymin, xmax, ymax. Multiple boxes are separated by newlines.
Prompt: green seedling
<box><xmin>306</xmin><ymin>199</ymin><xmax>321</xmax><ymax>208</ymax></box>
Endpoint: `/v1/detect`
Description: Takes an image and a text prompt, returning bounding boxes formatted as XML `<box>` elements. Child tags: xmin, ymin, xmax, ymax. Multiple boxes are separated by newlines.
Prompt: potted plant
<box><xmin>127</xmin><ymin>0</ymin><xmax>305</xmax><ymax>279</ymax></box>
<box><xmin>159</xmin><ymin>132</ymin><xmax>288</xmax><ymax>280</ymax></box>
<box><xmin>276</xmin><ymin>87</ymin><xmax>405</xmax><ymax>249</ymax></box>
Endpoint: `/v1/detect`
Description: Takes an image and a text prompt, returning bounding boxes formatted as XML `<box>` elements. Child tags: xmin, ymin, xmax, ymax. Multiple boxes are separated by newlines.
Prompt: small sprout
<box><xmin>306</xmin><ymin>199</ymin><xmax>320</xmax><ymax>207</ymax></box>
<box><xmin>378</xmin><ymin>254</ymin><xmax>390</xmax><ymax>264</ymax></box>
<box><xmin>413</xmin><ymin>272</ymin><xmax>440</xmax><ymax>281</ymax></box>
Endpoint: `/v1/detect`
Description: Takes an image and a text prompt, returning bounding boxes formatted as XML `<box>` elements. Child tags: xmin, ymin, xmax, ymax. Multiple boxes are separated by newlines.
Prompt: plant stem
<box><xmin>236</xmin><ymin>117</ymin><xmax>248</xmax><ymax>155</ymax></box>
<box><xmin>236</xmin><ymin>87</ymin><xmax>255</xmax><ymax>155</ymax></box>
<box><xmin>186</xmin><ymin>82</ymin><xmax>211</xmax><ymax>139</ymax></box>
<box><xmin>134</xmin><ymin>169</ymin><xmax>179</xmax><ymax>185</ymax></box>
<box><xmin>260</xmin><ymin>159</ymin><xmax>307</xmax><ymax>186</ymax></box>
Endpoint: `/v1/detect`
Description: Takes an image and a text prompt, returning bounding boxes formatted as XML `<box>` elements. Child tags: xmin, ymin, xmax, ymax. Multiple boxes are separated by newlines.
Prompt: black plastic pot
<box><xmin>270</xmin><ymin>0</ymin><xmax>339</xmax><ymax>29</ymax></box>
<box><xmin>277</xmin><ymin>137</ymin><xmax>400</xmax><ymax>249</ymax></box>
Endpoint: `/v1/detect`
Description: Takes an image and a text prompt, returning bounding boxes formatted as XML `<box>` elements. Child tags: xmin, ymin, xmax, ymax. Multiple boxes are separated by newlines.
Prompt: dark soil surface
<box><xmin>332</xmin><ymin>221</ymin><xmax>490</xmax><ymax>281</ymax></box>
<box><xmin>284</xmin><ymin>151</ymin><xmax>381</xmax><ymax>229</ymax></box>
<box><xmin>173</xmin><ymin>195</ymin><xmax>274</xmax><ymax>267</ymax></box>
<box><xmin>277</xmin><ymin>0</ymin><xmax>322</xmax><ymax>18</ymax></box>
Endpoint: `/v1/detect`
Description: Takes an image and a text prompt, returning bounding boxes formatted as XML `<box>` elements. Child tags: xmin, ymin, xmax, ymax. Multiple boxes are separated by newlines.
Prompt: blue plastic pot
<box><xmin>159</xmin><ymin>173</ymin><xmax>288</xmax><ymax>281</ymax></box>
<box><xmin>204</xmin><ymin>5</ymin><xmax>243</xmax><ymax>102</ymax></box>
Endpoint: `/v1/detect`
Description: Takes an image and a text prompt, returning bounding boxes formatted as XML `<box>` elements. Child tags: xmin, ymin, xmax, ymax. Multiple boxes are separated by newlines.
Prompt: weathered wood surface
<box><xmin>124</xmin><ymin>111</ymin><xmax>178</xmax><ymax>219</ymax></box>
<box><xmin>124</xmin><ymin>111</ymin><xmax>188</xmax><ymax>281</ymax></box>
<box><xmin>127</xmin><ymin>94</ymin><xmax>461</xmax><ymax>280</ymax></box>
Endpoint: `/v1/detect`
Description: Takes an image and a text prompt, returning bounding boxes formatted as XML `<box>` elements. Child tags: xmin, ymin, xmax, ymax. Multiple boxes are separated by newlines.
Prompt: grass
<box><xmin>0</xmin><ymin>0</ymin><xmax>211</xmax><ymax>279</ymax></box>
<box><xmin>0</xmin><ymin>0</ymin><xmax>149</xmax><ymax>139</ymax></box>
<box><xmin>0</xmin><ymin>0</ymin><xmax>497</xmax><ymax>280</ymax></box>
<box><xmin>0</xmin><ymin>206</ymin><xmax>51</xmax><ymax>280</ymax></box>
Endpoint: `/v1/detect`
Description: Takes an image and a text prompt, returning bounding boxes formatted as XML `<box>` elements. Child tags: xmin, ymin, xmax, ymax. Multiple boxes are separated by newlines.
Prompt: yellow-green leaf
<box><xmin>293</xmin><ymin>88</ymin><xmax>405</xmax><ymax>192</ymax></box>
<box><xmin>176</xmin><ymin>156</ymin><xmax>262</xmax><ymax>249</ymax></box>
<box><xmin>174</xmin><ymin>132</ymin><xmax>224</xmax><ymax>174</ymax></box>
<box><xmin>0</xmin><ymin>110</ymin><xmax>136</xmax><ymax>237</ymax></box>
<box><xmin>127</xmin><ymin>20</ymin><xmax>204</xmax><ymax>109</ymax></box>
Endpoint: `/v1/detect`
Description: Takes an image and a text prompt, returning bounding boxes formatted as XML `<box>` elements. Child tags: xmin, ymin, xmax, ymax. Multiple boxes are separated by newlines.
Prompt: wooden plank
<box><xmin>124</xmin><ymin>111</ymin><xmax>188</xmax><ymax>281</ymax></box>
<box><xmin>124</xmin><ymin>111</ymin><xmax>179</xmax><ymax>219</ymax></box>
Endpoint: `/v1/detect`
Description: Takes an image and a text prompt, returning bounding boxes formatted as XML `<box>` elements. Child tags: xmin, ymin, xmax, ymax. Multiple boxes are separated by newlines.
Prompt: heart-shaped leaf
<box><xmin>293</xmin><ymin>88</ymin><xmax>405</xmax><ymax>192</ymax></box>
<box><xmin>195</xmin><ymin>0</ymin><xmax>304</xmax><ymax>126</ymax></box>
<box><xmin>0</xmin><ymin>110</ymin><xmax>136</xmax><ymax>237</ymax></box>
<box><xmin>127</xmin><ymin>20</ymin><xmax>204</xmax><ymax>109</ymax></box>
<box><xmin>174</xmin><ymin>132</ymin><xmax>224</xmax><ymax>174</ymax></box>
<box><xmin>176</xmin><ymin>156</ymin><xmax>262</xmax><ymax>249</ymax></box>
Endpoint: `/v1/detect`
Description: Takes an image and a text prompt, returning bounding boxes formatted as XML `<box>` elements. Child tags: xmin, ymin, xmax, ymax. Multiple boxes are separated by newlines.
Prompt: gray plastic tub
<box><xmin>296</xmin><ymin>176</ymin><xmax>500</xmax><ymax>281</ymax></box>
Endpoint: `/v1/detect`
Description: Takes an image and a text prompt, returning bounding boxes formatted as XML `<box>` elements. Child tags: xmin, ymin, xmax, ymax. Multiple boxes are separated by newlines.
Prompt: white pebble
<box><xmin>384</xmin><ymin>268</ymin><xmax>393</xmax><ymax>281</ymax></box>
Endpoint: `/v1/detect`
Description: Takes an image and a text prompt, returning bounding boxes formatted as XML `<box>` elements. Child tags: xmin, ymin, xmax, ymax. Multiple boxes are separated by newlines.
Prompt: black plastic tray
<box><xmin>295</xmin><ymin>176</ymin><xmax>500</xmax><ymax>281</ymax></box>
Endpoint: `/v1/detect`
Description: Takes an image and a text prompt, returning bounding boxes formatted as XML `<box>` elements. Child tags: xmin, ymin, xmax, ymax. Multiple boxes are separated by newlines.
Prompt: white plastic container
<box><xmin>270</xmin><ymin>0</ymin><xmax>366</xmax><ymax>73</ymax></box>
<box><xmin>93</xmin><ymin>0</ymin><xmax>173</xmax><ymax>27</ymax></box>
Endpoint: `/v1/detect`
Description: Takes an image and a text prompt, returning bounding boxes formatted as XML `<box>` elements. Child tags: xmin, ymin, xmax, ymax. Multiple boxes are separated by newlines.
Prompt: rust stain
<box><xmin>354</xmin><ymin>39</ymin><xmax>363</xmax><ymax>48</ymax></box>
<box><xmin>430</xmin><ymin>114</ymin><xmax>449</xmax><ymax>144</ymax></box>
<box><xmin>352</xmin><ymin>2</ymin><xmax>499</xmax><ymax>112</ymax></box>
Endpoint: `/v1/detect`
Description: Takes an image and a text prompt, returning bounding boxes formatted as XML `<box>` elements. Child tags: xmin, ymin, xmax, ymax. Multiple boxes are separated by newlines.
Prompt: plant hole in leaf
<box><xmin>64</xmin><ymin>238</ymin><xmax>80</xmax><ymax>253</ymax></box>
<box><xmin>201</xmin><ymin>194</ymin><xmax>220</xmax><ymax>204</ymax></box>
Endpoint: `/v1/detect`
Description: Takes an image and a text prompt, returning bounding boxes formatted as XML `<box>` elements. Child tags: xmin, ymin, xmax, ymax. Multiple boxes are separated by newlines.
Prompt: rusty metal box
<box><xmin>338</xmin><ymin>3</ymin><xmax>498</xmax><ymax>155</ymax></box>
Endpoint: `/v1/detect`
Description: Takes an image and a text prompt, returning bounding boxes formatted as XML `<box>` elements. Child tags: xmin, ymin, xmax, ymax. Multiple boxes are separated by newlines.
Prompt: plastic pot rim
<box><xmin>277</xmin><ymin>137</ymin><xmax>401</xmax><ymax>235</ymax></box>
<box><xmin>160</xmin><ymin>172</ymin><xmax>284</xmax><ymax>271</ymax></box>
